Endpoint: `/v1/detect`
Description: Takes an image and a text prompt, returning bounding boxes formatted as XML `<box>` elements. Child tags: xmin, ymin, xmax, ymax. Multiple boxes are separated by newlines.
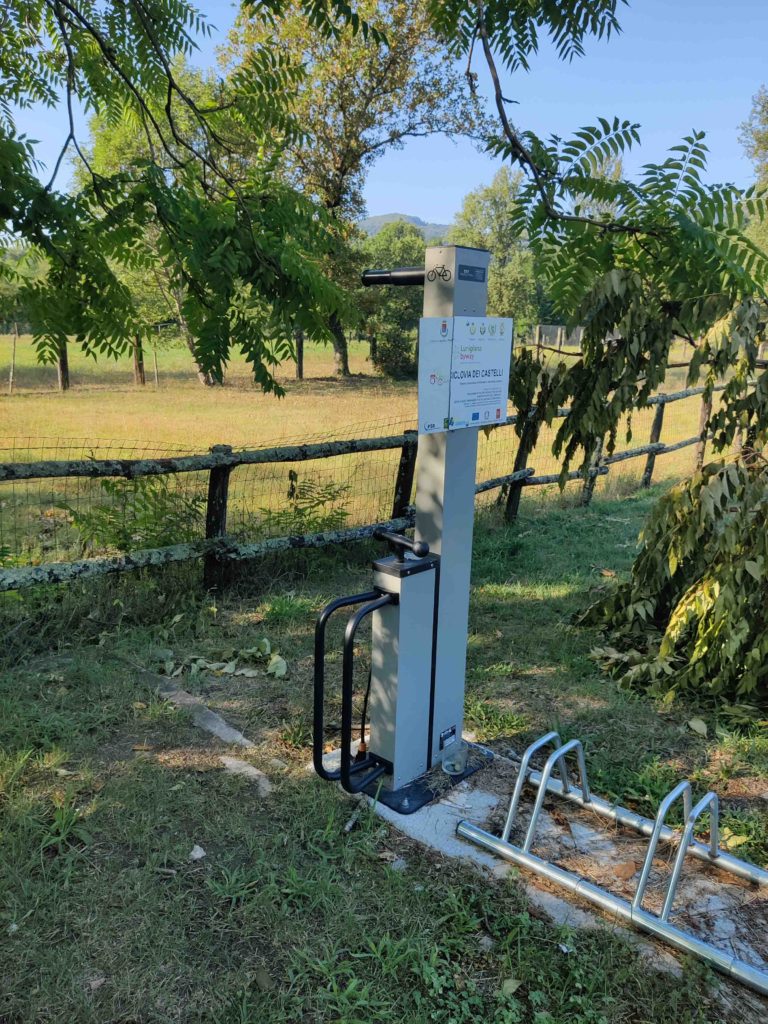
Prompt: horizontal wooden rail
<box><xmin>0</xmin><ymin>433</ymin><xmax>410</xmax><ymax>483</ymax></box>
<box><xmin>0</xmin><ymin>515</ymin><xmax>415</xmax><ymax>593</ymax></box>
<box><xmin>0</xmin><ymin>382</ymin><xmax>738</xmax><ymax>592</ymax></box>
<box><xmin>474</xmin><ymin>467</ymin><xmax>534</xmax><ymax>495</ymax></box>
<box><xmin>524</xmin><ymin>466</ymin><xmax>609</xmax><ymax>487</ymax></box>
<box><xmin>0</xmin><ymin>388</ymin><xmax>724</xmax><ymax>484</ymax></box>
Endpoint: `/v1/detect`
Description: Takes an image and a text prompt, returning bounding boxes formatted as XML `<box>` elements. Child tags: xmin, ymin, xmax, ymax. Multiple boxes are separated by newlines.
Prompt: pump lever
<box><xmin>361</xmin><ymin>267</ymin><xmax>425</xmax><ymax>287</ymax></box>
<box><xmin>373</xmin><ymin>528</ymin><xmax>429</xmax><ymax>559</ymax></box>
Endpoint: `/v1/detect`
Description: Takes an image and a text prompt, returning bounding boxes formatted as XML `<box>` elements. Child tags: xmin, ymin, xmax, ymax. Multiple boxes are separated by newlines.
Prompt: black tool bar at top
<box><xmin>360</xmin><ymin>267</ymin><xmax>425</xmax><ymax>287</ymax></box>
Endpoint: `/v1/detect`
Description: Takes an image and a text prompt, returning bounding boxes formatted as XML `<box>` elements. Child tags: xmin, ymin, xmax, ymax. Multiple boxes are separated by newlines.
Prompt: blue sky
<box><xmin>18</xmin><ymin>0</ymin><xmax>768</xmax><ymax>225</ymax></box>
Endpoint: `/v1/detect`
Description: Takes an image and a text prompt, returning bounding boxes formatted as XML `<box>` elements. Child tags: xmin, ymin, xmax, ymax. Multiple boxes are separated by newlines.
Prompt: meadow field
<box><xmin>0</xmin><ymin>333</ymin><xmax>715</xmax><ymax>568</ymax></box>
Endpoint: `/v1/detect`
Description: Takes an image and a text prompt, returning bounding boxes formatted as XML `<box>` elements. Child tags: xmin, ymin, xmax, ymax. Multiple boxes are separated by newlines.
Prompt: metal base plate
<box><xmin>363</xmin><ymin>743</ymin><xmax>493</xmax><ymax>815</ymax></box>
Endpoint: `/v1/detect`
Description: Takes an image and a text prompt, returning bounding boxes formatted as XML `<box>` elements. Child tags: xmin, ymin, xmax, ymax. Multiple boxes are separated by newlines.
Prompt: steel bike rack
<box><xmin>457</xmin><ymin>731</ymin><xmax>768</xmax><ymax>996</ymax></box>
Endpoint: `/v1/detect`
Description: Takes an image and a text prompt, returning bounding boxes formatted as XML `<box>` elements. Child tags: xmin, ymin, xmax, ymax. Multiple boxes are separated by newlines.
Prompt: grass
<box><xmin>1</xmin><ymin>334</ymin><xmax>416</xmax><ymax>448</ymax></box>
<box><xmin>1</xmin><ymin>492</ymin><xmax>766</xmax><ymax>1022</ymax></box>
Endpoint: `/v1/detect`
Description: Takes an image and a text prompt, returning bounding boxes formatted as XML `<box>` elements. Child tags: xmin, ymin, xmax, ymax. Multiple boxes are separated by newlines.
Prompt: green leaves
<box><xmin>1</xmin><ymin>0</ymin><xmax>351</xmax><ymax>391</ymax></box>
<box><xmin>585</xmin><ymin>459</ymin><xmax>768</xmax><ymax>710</ymax></box>
<box><xmin>428</xmin><ymin>0</ymin><xmax>623</xmax><ymax>74</ymax></box>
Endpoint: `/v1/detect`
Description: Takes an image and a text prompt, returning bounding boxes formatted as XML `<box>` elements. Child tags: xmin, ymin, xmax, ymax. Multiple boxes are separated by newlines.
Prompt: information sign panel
<box><xmin>417</xmin><ymin>316</ymin><xmax>513</xmax><ymax>434</ymax></box>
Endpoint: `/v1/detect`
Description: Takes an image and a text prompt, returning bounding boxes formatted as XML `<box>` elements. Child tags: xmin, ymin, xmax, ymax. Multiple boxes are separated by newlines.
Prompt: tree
<box><xmin>78</xmin><ymin>64</ymin><xmax>236</xmax><ymax>386</ymax></box>
<box><xmin>0</xmin><ymin>0</ymin><xmax>364</xmax><ymax>394</ymax></box>
<box><xmin>358</xmin><ymin>221</ymin><xmax>426</xmax><ymax>377</ymax></box>
<box><xmin>222</xmin><ymin>0</ymin><xmax>484</xmax><ymax>375</ymax></box>
<box><xmin>741</xmin><ymin>86</ymin><xmax>768</xmax><ymax>260</ymax></box>
<box><xmin>449</xmin><ymin>167</ymin><xmax>540</xmax><ymax>336</ymax></box>
<box><xmin>740</xmin><ymin>85</ymin><xmax>768</xmax><ymax>185</ymax></box>
<box><xmin>422</xmin><ymin>1</ymin><xmax>768</xmax><ymax>710</ymax></box>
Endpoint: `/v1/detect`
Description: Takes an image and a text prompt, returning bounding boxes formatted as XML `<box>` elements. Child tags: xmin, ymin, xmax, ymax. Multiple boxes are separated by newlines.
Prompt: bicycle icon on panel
<box><xmin>427</xmin><ymin>264</ymin><xmax>452</xmax><ymax>283</ymax></box>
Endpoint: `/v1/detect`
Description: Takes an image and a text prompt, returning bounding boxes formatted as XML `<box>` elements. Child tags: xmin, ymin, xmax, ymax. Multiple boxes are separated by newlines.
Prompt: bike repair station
<box><xmin>311</xmin><ymin>244</ymin><xmax>768</xmax><ymax>997</ymax></box>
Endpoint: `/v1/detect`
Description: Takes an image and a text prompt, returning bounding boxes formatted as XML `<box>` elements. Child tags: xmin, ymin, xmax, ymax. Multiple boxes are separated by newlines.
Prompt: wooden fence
<box><xmin>0</xmin><ymin>385</ymin><xmax>725</xmax><ymax>593</ymax></box>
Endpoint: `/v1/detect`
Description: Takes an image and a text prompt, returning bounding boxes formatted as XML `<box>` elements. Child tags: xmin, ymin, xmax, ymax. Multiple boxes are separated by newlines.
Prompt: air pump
<box><xmin>313</xmin><ymin>245</ymin><xmax>514</xmax><ymax>813</ymax></box>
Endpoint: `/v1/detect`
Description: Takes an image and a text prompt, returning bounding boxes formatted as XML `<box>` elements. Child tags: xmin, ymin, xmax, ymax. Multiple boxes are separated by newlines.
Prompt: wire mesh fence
<box><xmin>0</xmin><ymin>389</ymin><xmax>716</xmax><ymax>582</ymax></box>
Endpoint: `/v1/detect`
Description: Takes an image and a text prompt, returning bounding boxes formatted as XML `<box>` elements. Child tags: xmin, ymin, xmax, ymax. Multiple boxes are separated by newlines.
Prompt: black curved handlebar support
<box><xmin>313</xmin><ymin>591</ymin><xmax>379</xmax><ymax>782</ymax></box>
<box><xmin>340</xmin><ymin>594</ymin><xmax>395</xmax><ymax>794</ymax></box>
<box><xmin>373</xmin><ymin>528</ymin><xmax>429</xmax><ymax>559</ymax></box>
<box><xmin>361</xmin><ymin>267</ymin><xmax>425</xmax><ymax>288</ymax></box>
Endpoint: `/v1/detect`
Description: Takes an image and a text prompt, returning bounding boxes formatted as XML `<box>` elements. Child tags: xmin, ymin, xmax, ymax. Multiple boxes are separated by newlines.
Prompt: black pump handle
<box><xmin>361</xmin><ymin>267</ymin><xmax>425</xmax><ymax>287</ymax></box>
<box><xmin>374</xmin><ymin>528</ymin><xmax>429</xmax><ymax>559</ymax></box>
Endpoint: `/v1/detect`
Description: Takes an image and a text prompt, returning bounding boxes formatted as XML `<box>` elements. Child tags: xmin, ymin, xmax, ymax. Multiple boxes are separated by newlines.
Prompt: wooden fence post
<box><xmin>152</xmin><ymin>347</ymin><xmax>159</xmax><ymax>389</ymax></box>
<box><xmin>695</xmin><ymin>391</ymin><xmax>713</xmax><ymax>470</ymax></box>
<box><xmin>641</xmin><ymin>402</ymin><xmax>666</xmax><ymax>488</ymax></box>
<box><xmin>505</xmin><ymin>415</ymin><xmax>538</xmax><ymax>521</ymax></box>
<box><xmin>580</xmin><ymin>435</ymin><xmax>604</xmax><ymax>506</ymax></box>
<box><xmin>204</xmin><ymin>444</ymin><xmax>233</xmax><ymax>591</ymax></box>
<box><xmin>391</xmin><ymin>430</ymin><xmax>418</xmax><ymax>518</ymax></box>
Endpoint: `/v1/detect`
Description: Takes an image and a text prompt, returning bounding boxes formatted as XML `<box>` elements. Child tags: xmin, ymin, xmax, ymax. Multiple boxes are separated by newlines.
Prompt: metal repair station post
<box><xmin>313</xmin><ymin>244</ymin><xmax>512</xmax><ymax>812</ymax></box>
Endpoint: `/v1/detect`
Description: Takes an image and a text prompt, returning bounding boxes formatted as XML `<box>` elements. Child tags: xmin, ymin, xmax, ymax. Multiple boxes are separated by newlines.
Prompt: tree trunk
<box><xmin>504</xmin><ymin>413</ymin><xmax>539</xmax><ymax>521</ymax></box>
<box><xmin>170</xmin><ymin>291</ymin><xmax>222</xmax><ymax>387</ymax></box>
<box><xmin>57</xmin><ymin>339</ymin><xmax>70</xmax><ymax>391</ymax></box>
<box><xmin>8</xmin><ymin>321</ymin><xmax>17</xmax><ymax>394</ymax></box>
<box><xmin>695</xmin><ymin>392</ymin><xmax>713</xmax><ymax>471</ymax></box>
<box><xmin>295</xmin><ymin>328</ymin><xmax>304</xmax><ymax>380</ymax></box>
<box><xmin>179</xmin><ymin>327</ymin><xmax>220</xmax><ymax>386</ymax></box>
<box><xmin>152</xmin><ymin>347</ymin><xmax>159</xmax><ymax>389</ymax></box>
<box><xmin>329</xmin><ymin>312</ymin><xmax>350</xmax><ymax>376</ymax></box>
<box><xmin>133</xmin><ymin>335</ymin><xmax>146</xmax><ymax>386</ymax></box>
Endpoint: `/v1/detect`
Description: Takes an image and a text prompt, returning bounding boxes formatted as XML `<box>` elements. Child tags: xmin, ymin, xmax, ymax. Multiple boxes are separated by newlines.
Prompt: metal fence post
<box><xmin>580</xmin><ymin>435</ymin><xmax>604</xmax><ymax>506</ymax></box>
<box><xmin>641</xmin><ymin>402</ymin><xmax>666</xmax><ymax>488</ymax></box>
<box><xmin>204</xmin><ymin>444</ymin><xmax>233</xmax><ymax>591</ymax></box>
<box><xmin>391</xmin><ymin>430</ymin><xmax>418</xmax><ymax>518</ymax></box>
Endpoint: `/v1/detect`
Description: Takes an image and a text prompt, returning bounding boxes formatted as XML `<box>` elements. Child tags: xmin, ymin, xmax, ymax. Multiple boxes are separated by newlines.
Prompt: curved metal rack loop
<box><xmin>456</xmin><ymin>731</ymin><xmax>768</xmax><ymax>997</ymax></box>
<box><xmin>521</xmin><ymin>739</ymin><xmax>591</xmax><ymax>854</ymax></box>
<box><xmin>661</xmin><ymin>791</ymin><xmax>720</xmax><ymax>921</ymax></box>
<box><xmin>633</xmin><ymin>780</ymin><xmax>693</xmax><ymax>912</ymax></box>
<box><xmin>501</xmin><ymin>731</ymin><xmax>564</xmax><ymax>842</ymax></box>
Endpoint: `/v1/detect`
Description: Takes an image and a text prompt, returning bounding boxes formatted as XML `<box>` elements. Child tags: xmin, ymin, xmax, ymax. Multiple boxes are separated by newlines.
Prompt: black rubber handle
<box><xmin>374</xmin><ymin>528</ymin><xmax>429</xmax><ymax>559</ymax></box>
<box><xmin>361</xmin><ymin>267</ymin><xmax>425</xmax><ymax>287</ymax></box>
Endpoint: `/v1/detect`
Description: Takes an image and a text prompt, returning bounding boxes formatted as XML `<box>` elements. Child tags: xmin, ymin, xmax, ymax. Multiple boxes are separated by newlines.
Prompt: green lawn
<box><xmin>1</xmin><ymin>491</ymin><xmax>766</xmax><ymax>1022</ymax></box>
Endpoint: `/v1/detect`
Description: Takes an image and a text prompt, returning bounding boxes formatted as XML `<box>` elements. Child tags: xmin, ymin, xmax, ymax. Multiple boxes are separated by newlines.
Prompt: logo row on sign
<box><xmin>440</xmin><ymin>319</ymin><xmax>508</xmax><ymax>339</ymax></box>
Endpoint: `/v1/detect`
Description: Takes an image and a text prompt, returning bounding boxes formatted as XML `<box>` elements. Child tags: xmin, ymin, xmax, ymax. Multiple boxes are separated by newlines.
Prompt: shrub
<box><xmin>371</xmin><ymin>330</ymin><xmax>417</xmax><ymax>379</ymax></box>
<box><xmin>64</xmin><ymin>477</ymin><xmax>205</xmax><ymax>552</ymax></box>
<box><xmin>583</xmin><ymin>456</ymin><xmax>768</xmax><ymax>712</ymax></box>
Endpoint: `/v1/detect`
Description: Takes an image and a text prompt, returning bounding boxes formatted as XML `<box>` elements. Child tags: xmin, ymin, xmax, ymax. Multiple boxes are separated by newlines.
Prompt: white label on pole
<box><xmin>418</xmin><ymin>316</ymin><xmax>513</xmax><ymax>434</ymax></box>
<box><xmin>417</xmin><ymin>316</ymin><xmax>454</xmax><ymax>433</ymax></box>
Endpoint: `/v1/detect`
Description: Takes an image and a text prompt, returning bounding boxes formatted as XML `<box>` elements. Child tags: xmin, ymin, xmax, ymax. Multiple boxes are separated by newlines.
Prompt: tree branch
<box><xmin>475</xmin><ymin>1</ymin><xmax>664</xmax><ymax>240</ymax></box>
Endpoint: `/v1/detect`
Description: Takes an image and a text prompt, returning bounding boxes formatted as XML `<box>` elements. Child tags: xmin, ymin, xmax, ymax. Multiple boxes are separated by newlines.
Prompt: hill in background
<box><xmin>358</xmin><ymin>213</ymin><xmax>450</xmax><ymax>241</ymax></box>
